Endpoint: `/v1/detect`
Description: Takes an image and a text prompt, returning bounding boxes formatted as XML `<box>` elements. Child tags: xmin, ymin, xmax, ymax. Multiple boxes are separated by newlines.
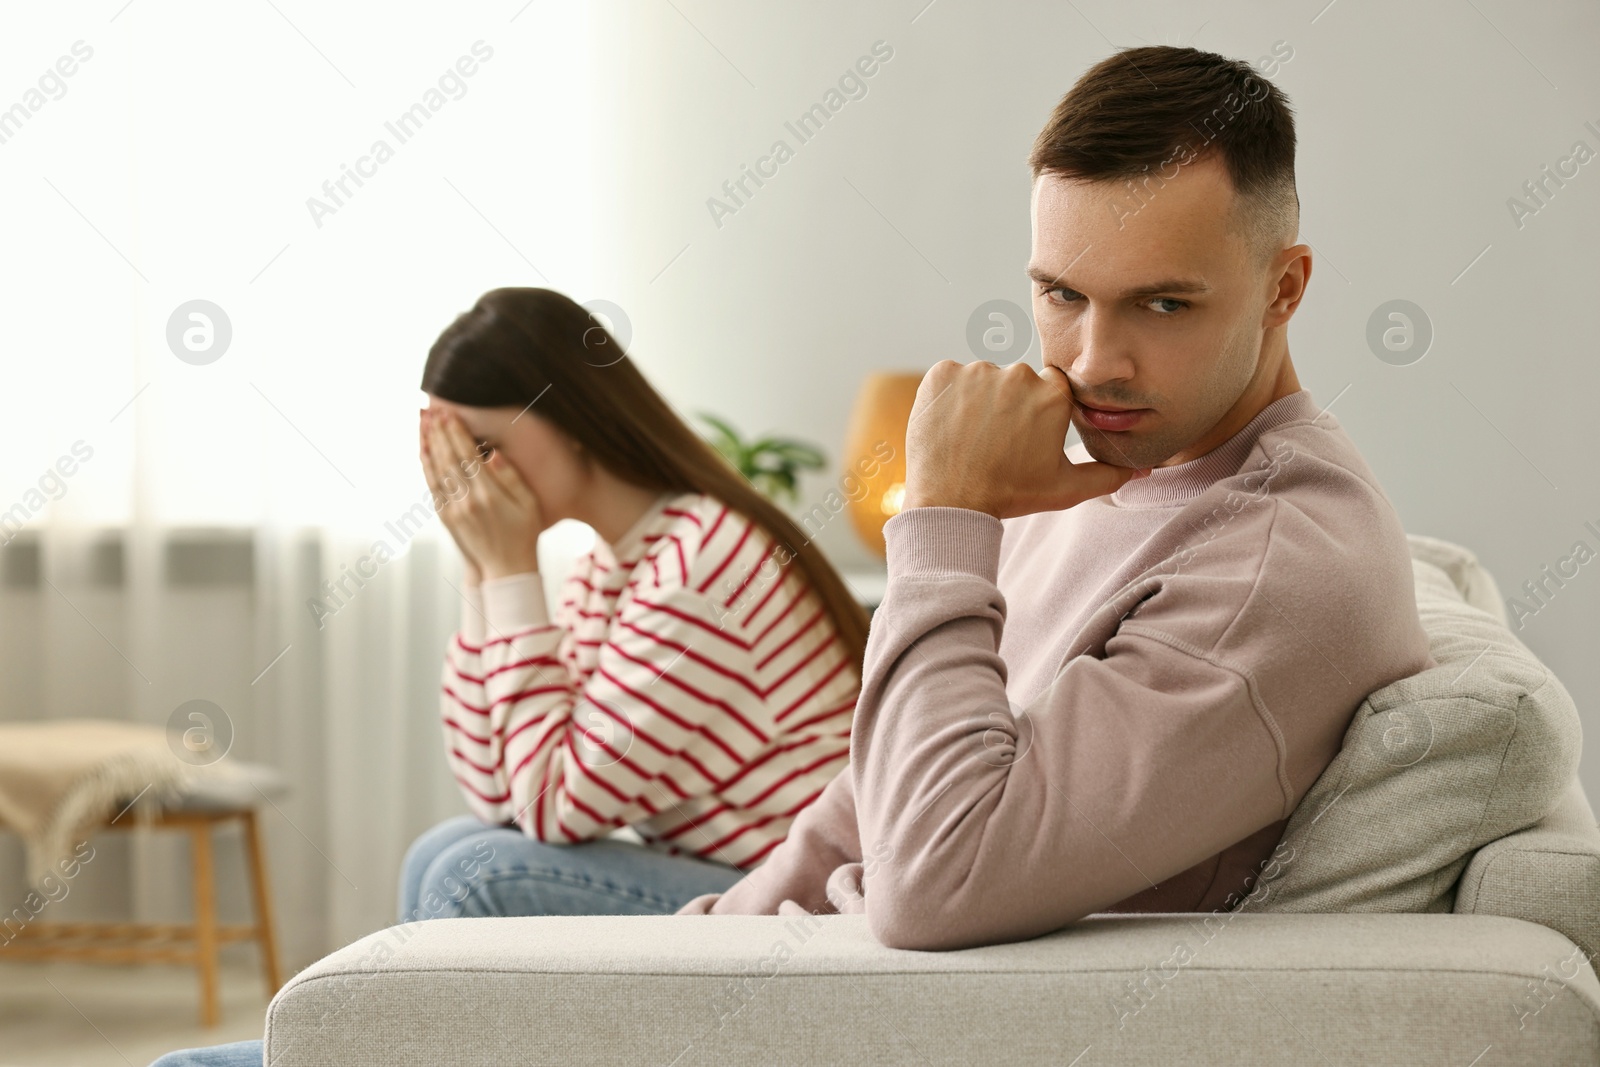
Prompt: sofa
<box><xmin>262</xmin><ymin>535</ymin><xmax>1600</xmax><ymax>1065</ymax></box>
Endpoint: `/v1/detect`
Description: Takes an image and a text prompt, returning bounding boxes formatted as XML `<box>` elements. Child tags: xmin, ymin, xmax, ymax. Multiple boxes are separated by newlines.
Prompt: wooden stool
<box><xmin>3</xmin><ymin>770</ymin><xmax>285</xmax><ymax>1026</ymax></box>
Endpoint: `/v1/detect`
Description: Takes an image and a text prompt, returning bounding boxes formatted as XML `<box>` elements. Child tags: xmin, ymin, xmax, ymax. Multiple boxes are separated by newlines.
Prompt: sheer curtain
<box><xmin>0</xmin><ymin>2</ymin><xmax>604</xmax><ymax>969</ymax></box>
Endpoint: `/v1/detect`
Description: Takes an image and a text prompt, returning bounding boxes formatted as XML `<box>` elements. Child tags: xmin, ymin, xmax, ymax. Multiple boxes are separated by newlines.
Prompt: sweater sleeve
<box><xmin>439</xmin><ymin>574</ymin><xmax>565</xmax><ymax>828</ymax></box>
<box><xmin>676</xmin><ymin>764</ymin><xmax>863</xmax><ymax>915</ymax></box>
<box><xmin>439</xmin><ymin>551</ymin><xmax>770</xmax><ymax>844</ymax></box>
<box><xmin>851</xmin><ymin>506</ymin><xmax>1289</xmax><ymax>951</ymax></box>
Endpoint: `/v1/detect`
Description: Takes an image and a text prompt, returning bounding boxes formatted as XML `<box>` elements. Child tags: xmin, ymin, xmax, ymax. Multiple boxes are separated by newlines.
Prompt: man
<box><xmin>678</xmin><ymin>44</ymin><xmax>1435</xmax><ymax>949</ymax></box>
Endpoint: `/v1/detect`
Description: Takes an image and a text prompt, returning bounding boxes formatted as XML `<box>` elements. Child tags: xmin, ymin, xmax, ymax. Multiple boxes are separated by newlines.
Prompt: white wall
<box><xmin>585</xmin><ymin>1</ymin><xmax>1600</xmax><ymax>792</ymax></box>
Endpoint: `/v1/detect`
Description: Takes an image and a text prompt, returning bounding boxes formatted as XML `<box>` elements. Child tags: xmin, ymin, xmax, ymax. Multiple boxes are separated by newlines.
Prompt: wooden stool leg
<box><xmin>241</xmin><ymin>809</ymin><xmax>283</xmax><ymax>996</ymax></box>
<box><xmin>190</xmin><ymin>821</ymin><xmax>220</xmax><ymax>1027</ymax></box>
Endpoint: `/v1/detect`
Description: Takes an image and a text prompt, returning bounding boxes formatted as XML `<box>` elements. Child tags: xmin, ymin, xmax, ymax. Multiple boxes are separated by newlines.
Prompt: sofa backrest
<box><xmin>1255</xmin><ymin>533</ymin><xmax>1583</xmax><ymax>916</ymax></box>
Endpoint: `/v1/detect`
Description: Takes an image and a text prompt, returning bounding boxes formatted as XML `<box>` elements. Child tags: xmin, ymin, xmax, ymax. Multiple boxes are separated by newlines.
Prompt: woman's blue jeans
<box><xmin>396</xmin><ymin>815</ymin><xmax>745</xmax><ymax>921</ymax></box>
<box><xmin>147</xmin><ymin>816</ymin><xmax>745</xmax><ymax>1066</ymax></box>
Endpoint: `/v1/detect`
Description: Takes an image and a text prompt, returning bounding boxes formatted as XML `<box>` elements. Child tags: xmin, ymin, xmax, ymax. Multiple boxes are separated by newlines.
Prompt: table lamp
<box><xmin>842</xmin><ymin>371</ymin><xmax>923</xmax><ymax>558</ymax></box>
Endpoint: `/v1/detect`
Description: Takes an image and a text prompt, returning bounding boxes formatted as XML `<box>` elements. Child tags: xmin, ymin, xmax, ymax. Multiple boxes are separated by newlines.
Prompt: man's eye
<box><xmin>1039</xmin><ymin>287</ymin><xmax>1188</xmax><ymax>315</ymax></box>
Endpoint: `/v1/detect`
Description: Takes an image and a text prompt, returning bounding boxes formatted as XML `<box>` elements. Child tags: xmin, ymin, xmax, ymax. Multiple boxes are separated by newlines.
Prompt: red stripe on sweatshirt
<box><xmin>736</xmin><ymin>832</ymin><xmax>787</xmax><ymax>867</ymax></box>
<box><xmin>655</xmin><ymin>770</ymin><xmax>692</xmax><ymax>801</ymax></box>
<box><xmin>593</xmin><ymin>663</ymin><xmax>746</xmax><ymax>767</ymax></box>
<box><xmin>602</xmin><ymin>641</ymin><xmax>769</xmax><ymax>745</ymax></box>
<box><xmin>722</xmin><ymin>540</ymin><xmax>777</xmax><ymax>608</ymax></box>
<box><xmin>739</xmin><ymin>568</ymin><xmax>789</xmax><ymax>631</ymax></box>
<box><xmin>660</xmin><ymin>801</ymin><xmax>733</xmax><ymax>840</ymax></box>
<box><xmin>781</xmin><ymin>698</ymin><xmax>856</xmax><ymax>734</ymax></box>
<box><xmin>716</xmin><ymin>734</ymin><xmax>822</xmax><ymax>794</ymax></box>
<box><xmin>698</xmin><ymin>783</ymin><xmax>827</xmax><ymax>853</ymax></box>
<box><xmin>531</xmin><ymin>752</ymin><xmax>556</xmax><ymax>838</ymax></box>
<box><xmin>448</xmin><ymin>660</ymin><xmax>489</xmax><ymax>686</ymax></box>
<box><xmin>751</xmin><ymin>587</ymin><xmax>806</xmax><ymax>645</ymax></box>
<box><xmin>661</xmin><ymin>506</ymin><xmax>703</xmax><ymax>528</ymax></box>
<box><xmin>454</xmin><ymin>774</ymin><xmax>510</xmax><ymax>805</ymax></box>
<box><xmin>583</xmin><ymin>700</ymin><xmax>704</xmax><ymax>792</ymax></box>
<box><xmin>450</xmin><ymin>746</ymin><xmax>499</xmax><ymax>776</ymax></box>
<box><xmin>446</xmin><ymin>683</ymin><xmax>570</xmax><ymax>716</ymax></box>
<box><xmin>741</xmin><ymin>747</ymin><xmax>849</xmax><ymax>808</ymax></box>
<box><xmin>672</xmin><ymin>536</ymin><xmax>690</xmax><ymax>585</ymax></box>
<box><xmin>697</xmin><ymin>516</ymin><xmax>755</xmax><ymax>594</ymax></box>
<box><xmin>569</xmin><ymin>575</ymin><xmax>625</xmax><ymax>598</ymax></box>
<box><xmin>507</xmin><ymin>722</ymin><xmax>562</xmax><ymax>780</ymax></box>
<box><xmin>484</xmin><ymin>655</ymin><xmax>563</xmax><ymax>681</ymax></box>
<box><xmin>627</xmin><ymin>596</ymin><xmax>754</xmax><ymax>651</ymax></box>
<box><xmin>481</xmin><ymin>624</ymin><xmax>560</xmax><ymax>650</ymax></box>
<box><xmin>441</xmin><ymin>685</ymin><xmax>491</xmax><ymax>716</ymax></box>
<box><xmin>763</xmin><ymin>632</ymin><xmax>839</xmax><ymax>695</ymax></box>
<box><xmin>694</xmin><ymin>812</ymin><xmax>782</xmax><ymax>857</ymax></box>
<box><xmin>775</xmin><ymin>655</ymin><xmax>852</xmax><ymax>722</ymax></box>
<box><xmin>699</xmin><ymin>504</ymin><xmax>730</xmax><ymax>551</ymax></box>
<box><xmin>562</xmin><ymin>753</ymin><xmax>633</xmax><ymax>809</ymax></box>
<box><xmin>554</xmin><ymin>737</ymin><xmax>614</xmax><ymax>827</ymax></box>
<box><xmin>754</xmin><ymin>606</ymin><xmax>826</xmax><ymax>671</ymax></box>
<box><xmin>616</xmin><ymin>619</ymin><xmax>764</xmax><ymax>698</ymax></box>
<box><xmin>443</xmin><ymin>717</ymin><xmax>493</xmax><ymax>746</ymax></box>
<box><xmin>502</xmin><ymin>710</ymin><xmax>555</xmax><ymax>753</ymax></box>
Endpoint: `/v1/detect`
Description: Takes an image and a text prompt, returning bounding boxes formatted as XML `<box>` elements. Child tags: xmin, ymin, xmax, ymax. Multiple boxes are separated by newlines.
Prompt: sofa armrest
<box><xmin>263</xmin><ymin>913</ymin><xmax>1600</xmax><ymax>1066</ymax></box>
<box><xmin>1456</xmin><ymin>777</ymin><xmax>1600</xmax><ymax>958</ymax></box>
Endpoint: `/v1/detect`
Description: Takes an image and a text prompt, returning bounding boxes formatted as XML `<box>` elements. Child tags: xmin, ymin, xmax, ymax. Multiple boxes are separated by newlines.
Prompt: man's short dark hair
<box><xmin>1028</xmin><ymin>45</ymin><xmax>1300</xmax><ymax>271</ymax></box>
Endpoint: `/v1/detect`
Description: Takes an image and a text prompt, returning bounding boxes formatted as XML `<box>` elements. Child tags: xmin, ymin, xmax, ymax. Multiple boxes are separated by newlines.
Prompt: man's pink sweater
<box><xmin>678</xmin><ymin>389</ymin><xmax>1436</xmax><ymax>949</ymax></box>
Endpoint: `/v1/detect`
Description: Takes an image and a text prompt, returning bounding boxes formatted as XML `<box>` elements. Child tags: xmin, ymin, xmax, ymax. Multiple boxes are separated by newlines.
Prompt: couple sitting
<box><xmin>153</xmin><ymin>43</ymin><xmax>1432</xmax><ymax>1065</ymax></box>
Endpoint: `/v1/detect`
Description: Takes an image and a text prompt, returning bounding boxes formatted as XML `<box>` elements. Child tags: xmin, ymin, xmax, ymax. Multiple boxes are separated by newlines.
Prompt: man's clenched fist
<box><xmin>901</xmin><ymin>361</ymin><xmax>1151</xmax><ymax>519</ymax></box>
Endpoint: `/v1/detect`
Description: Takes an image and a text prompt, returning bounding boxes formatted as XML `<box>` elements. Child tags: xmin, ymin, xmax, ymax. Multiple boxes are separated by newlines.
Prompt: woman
<box><xmin>150</xmin><ymin>288</ymin><xmax>867</xmax><ymax>1065</ymax></box>
<box><xmin>401</xmin><ymin>286</ymin><xmax>868</xmax><ymax>919</ymax></box>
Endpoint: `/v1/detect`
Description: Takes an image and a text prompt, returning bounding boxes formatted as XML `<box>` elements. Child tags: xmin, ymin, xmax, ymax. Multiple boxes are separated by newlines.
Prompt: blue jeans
<box><xmin>396</xmin><ymin>815</ymin><xmax>745</xmax><ymax>919</ymax></box>
<box><xmin>147</xmin><ymin>816</ymin><xmax>745</xmax><ymax>1066</ymax></box>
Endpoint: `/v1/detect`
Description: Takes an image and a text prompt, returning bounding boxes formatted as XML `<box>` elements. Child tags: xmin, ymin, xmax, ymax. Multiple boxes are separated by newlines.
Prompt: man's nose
<box><xmin>1064</xmin><ymin>307</ymin><xmax>1135</xmax><ymax>385</ymax></box>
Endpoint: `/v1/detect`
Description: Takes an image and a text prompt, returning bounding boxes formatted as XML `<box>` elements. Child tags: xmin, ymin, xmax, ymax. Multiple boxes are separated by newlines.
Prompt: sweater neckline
<box><xmin>1106</xmin><ymin>389</ymin><xmax>1323</xmax><ymax>508</ymax></box>
<box><xmin>594</xmin><ymin>489</ymin><xmax>682</xmax><ymax>566</ymax></box>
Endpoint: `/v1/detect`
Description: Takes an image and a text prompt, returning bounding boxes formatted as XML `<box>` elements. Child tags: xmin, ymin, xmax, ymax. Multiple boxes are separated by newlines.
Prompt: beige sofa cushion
<box><xmin>1456</xmin><ymin>777</ymin><xmax>1600</xmax><ymax>957</ymax></box>
<box><xmin>1258</xmin><ymin>534</ymin><xmax>1582</xmax><ymax>913</ymax></box>
<box><xmin>263</xmin><ymin>913</ymin><xmax>1600</xmax><ymax>1066</ymax></box>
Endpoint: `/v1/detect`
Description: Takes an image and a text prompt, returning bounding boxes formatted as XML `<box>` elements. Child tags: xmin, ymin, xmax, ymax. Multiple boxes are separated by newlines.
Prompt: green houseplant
<box><xmin>697</xmin><ymin>413</ymin><xmax>825</xmax><ymax>506</ymax></box>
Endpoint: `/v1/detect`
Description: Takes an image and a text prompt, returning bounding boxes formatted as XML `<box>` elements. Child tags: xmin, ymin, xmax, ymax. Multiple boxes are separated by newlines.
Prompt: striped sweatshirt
<box><xmin>439</xmin><ymin>490</ymin><xmax>861</xmax><ymax>870</ymax></box>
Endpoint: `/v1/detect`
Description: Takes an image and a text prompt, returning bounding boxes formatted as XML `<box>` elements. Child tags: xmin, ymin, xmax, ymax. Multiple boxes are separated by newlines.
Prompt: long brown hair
<box><xmin>421</xmin><ymin>287</ymin><xmax>870</xmax><ymax>668</ymax></box>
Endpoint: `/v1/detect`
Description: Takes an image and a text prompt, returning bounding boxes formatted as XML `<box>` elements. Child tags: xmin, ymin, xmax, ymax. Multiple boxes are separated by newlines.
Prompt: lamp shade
<box><xmin>841</xmin><ymin>371</ymin><xmax>923</xmax><ymax>558</ymax></box>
